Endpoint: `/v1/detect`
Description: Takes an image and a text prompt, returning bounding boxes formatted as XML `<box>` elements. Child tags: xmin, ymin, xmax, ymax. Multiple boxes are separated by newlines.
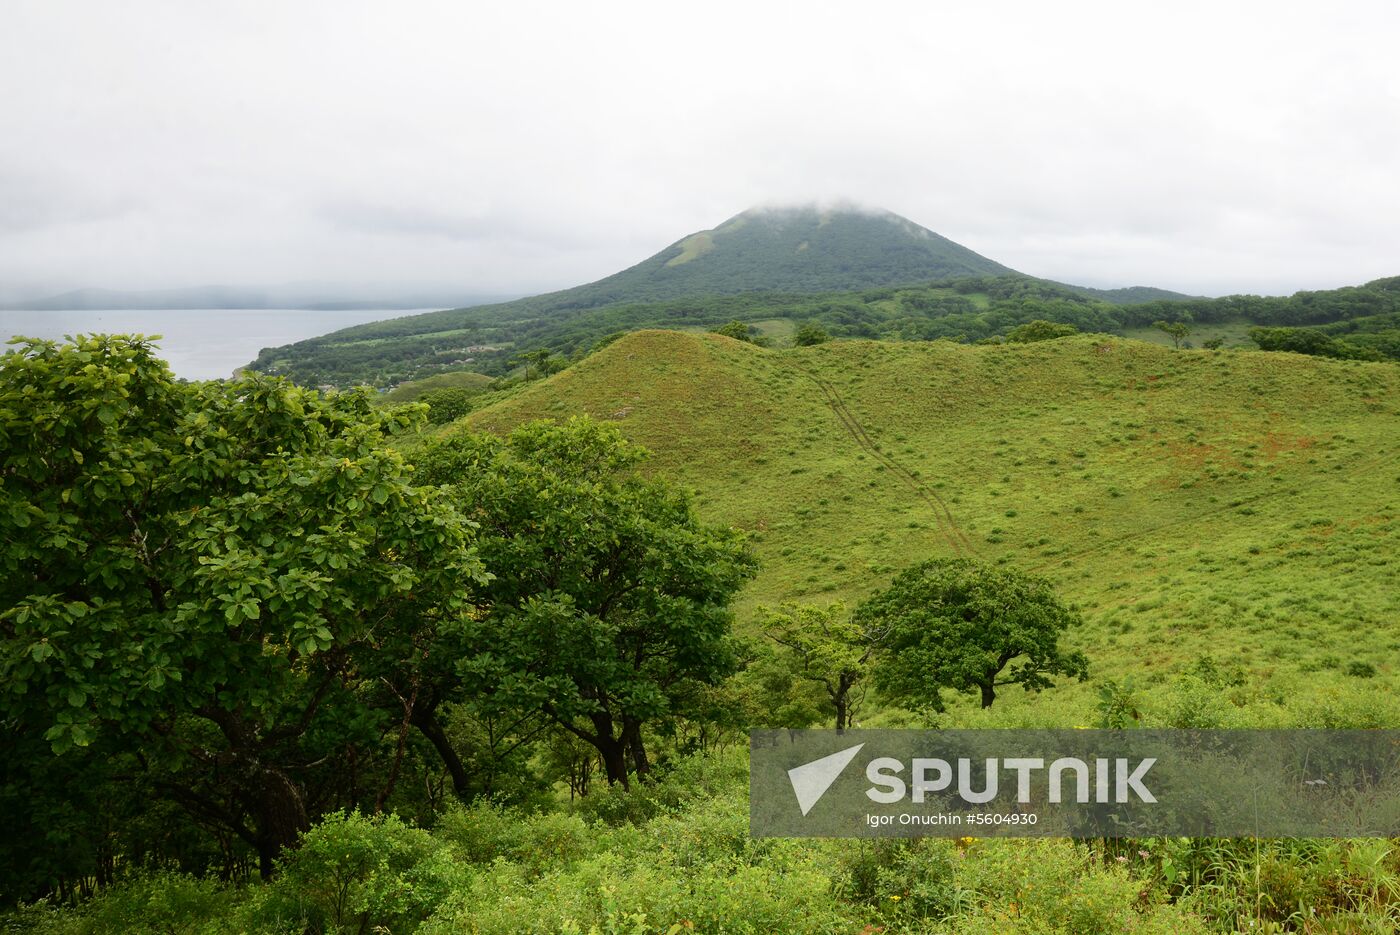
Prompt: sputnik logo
<box><xmin>788</xmin><ymin>743</ymin><xmax>864</xmax><ymax>816</ymax></box>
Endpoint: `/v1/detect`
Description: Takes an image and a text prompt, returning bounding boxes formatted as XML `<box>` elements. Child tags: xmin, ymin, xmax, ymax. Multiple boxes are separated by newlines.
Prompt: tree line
<box><xmin>249</xmin><ymin>273</ymin><xmax>1400</xmax><ymax>387</ymax></box>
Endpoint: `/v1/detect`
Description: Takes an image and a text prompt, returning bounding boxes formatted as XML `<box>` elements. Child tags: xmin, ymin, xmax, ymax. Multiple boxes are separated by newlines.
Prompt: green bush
<box><xmin>1346</xmin><ymin>661</ymin><xmax>1379</xmax><ymax>679</ymax></box>
<box><xmin>418</xmin><ymin>386</ymin><xmax>477</xmax><ymax>424</ymax></box>
<box><xmin>266</xmin><ymin>811</ymin><xmax>463</xmax><ymax>934</ymax></box>
<box><xmin>2</xmin><ymin>873</ymin><xmax>266</xmax><ymax>935</ymax></box>
<box><xmin>710</xmin><ymin>320</ymin><xmax>755</xmax><ymax>342</ymax></box>
<box><xmin>437</xmin><ymin>802</ymin><xmax>594</xmax><ymax>877</ymax></box>
<box><xmin>1005</xmin><ymin>319</ymin><xmax>1079</xmax><ymax>343</ymax></box>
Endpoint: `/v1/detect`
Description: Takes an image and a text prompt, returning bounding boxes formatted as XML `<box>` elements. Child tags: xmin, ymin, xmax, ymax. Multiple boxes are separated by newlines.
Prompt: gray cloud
<box><xmin>2</xmin><ymin>0</ymin><xmax>1399</xmax><ymax>299</ymax></box>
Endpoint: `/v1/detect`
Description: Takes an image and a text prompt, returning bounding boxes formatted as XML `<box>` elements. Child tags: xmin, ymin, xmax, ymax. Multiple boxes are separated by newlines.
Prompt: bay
<box><xmin>0</xmin><ymin>307</ymin><xmax>431</xmax><ymax>381</ymax></box>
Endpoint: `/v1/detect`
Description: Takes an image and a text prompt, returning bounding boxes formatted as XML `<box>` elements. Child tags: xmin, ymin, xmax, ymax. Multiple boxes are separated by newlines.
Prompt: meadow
<box><xmin>466</xmin><ymin>330</ymin><xmax>1400</xmax><ymax>717</ymax></box>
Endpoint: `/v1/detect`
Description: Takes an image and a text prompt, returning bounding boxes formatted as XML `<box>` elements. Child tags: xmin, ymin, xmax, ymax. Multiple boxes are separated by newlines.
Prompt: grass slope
<box><xmin>466</xmin><ymin>331</ymin><xmax>1400</xmax><ymax>716</ymax></box>
<box><xmin>379</xmin><ymin>369</ymin><xmax>493</xmax><ymax>403</ymax></box>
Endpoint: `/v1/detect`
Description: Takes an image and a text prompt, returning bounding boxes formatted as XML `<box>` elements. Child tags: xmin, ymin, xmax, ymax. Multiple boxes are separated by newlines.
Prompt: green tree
<box><xmin>858</xmin><ymin>558</ymin><xmax>1088</xmax><ymax>710</ymax></box>
<box><xmin>760</xmin><ymin>602</ymin><xmax>871</xmax><ymax>730</ymax></box>
<box><xmin>1154</xmin><ymin>319</ymin><xmax>1193</xmax><ymax>349</ymax></box>
<box><xmin>793</xmin><ymin>322</ymin><xmax>831</xmax><ymax>346</ymax></box>
<box><xmin>710</xmin><ymin>320</ymin><xmax>754</xmax><ymax>342</ymax></box>
<box><xmin>418</xmin><ymin>386</ymin><xmax>476</xmax><ymax>424</ymax></box>
<box><xmin>512</xmin><ymin>348</ymin><xmax>559</xmax><ymax>380</ymax></box>
<box><xmin>1201</xmin><ymin>337</ymin><xmax>1224</xmax><ymax>350</ymax></box>
<box><xmin>1005</xmin><ymin>319</ymin><xmax>1079</xmax><ymax>343</ymax></box>
<box><xmin>0</xmin><ymin>335</ymin><xmax>485</xmax><ymax>876</ymax></box>
<box><xmin>413</xmin><ymin>418</ymin><xmax>757</xmax><ymax>788</ymax></box>
<box><xmin>1248</xmin><ymin>326</ymin><xmax>1382</xmax><ymax>360</ymax></box>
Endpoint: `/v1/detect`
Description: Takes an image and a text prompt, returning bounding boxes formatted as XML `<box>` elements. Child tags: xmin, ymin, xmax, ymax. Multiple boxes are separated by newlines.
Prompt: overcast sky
<box><xmin>4</xmin><ymin>0</ymin><xmax>1400</xmax><ymax>299</ymax></box>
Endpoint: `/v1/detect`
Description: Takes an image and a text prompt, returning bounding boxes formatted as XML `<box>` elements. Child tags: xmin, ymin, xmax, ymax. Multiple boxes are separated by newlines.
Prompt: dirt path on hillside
<box><xmin>808</xmin><ymin>376</ymin><xmax>977</xmax><ymax>557</ymax></box>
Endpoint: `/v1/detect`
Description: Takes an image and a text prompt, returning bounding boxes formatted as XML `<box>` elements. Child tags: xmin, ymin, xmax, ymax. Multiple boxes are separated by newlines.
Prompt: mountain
<box><xmin>462</xmin><ymin>329</ymin><xmax>1400</xmax><ymax>690</ymax></box>
<box><xmin>249</xmin><ymin>205</ymin><xmax>1199</xmax><ymax>386</ymax></box>
<box><xmin>1</xmin><ymin>284</ymin><xmax>514</xmax><ymax>311</ymax></box>
<box><xmin>565</xmin><ymin>204</ymin><xmax>1016</xmax><ymax>300</ymax></box>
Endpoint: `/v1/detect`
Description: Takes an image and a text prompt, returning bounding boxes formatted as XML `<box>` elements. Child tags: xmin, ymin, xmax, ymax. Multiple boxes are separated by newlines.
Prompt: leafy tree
<box><xmin>1202</xmin><ymin>337</ymin><xmax>1224</xmax><ymax>350</ymax></box>
<box><xmin>413</xmin><ymin>418</ymin><xmax>757</xmax><ymax>788</ymax></box>
<box><xmin>793</xmin><ymin>322</ymin><xmax>831</xmax><ymax>346</ymax></box>
<box><xmin>1005</xmin><ymin>319</ymin><xmax>1078</xmax><ymax>343</ymax></box>
<box><xmin>0</xmin><ymin>335</ymin><xmax>484</xmax><ymax>876</ymax></box>
<box><xmin>418</xmin><ymin>386</ymin><xmax>476</xmax><ymax>424</ymax></box>
<box><xmin>858</xmin><ymin>558</ymin><xmax>1089</xmax><ymax>710</ymax></box>
<box><xmin>710</xmin><ymin>320</ymin><xmax>755</xmax><ymax>342</ymax></box>
<box><xmin>760</xmin><ymin>602</ymin><xmax>871</xmax><ymax>730</ymax></box>
<box><xmin>1154</xmin><ymin>319</ymin><xmax>1193</xmax><ymax>349</ymax></box>
<box><xmin>511</xmin><ymin>348</ymin><xmax>560</xmax><ymax>380</ymax></box>
<box><xmin>1248</xmin><ymin>326</ymin><xmax>1382</xmax><ymax>360</ymax></box>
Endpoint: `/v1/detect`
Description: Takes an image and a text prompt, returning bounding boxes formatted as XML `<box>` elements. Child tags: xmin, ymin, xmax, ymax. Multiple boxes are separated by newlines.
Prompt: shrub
<box><xmin>418</xmin><ymin>386</ymin><xmax>477</xmax><ymax>424</ymax></box>
<box><xmin>3</xmin><ymin>873</ymin><xmax>261</xmax><ymax>935</ymax></box>
<box><xmin>267</xmin><ymin>811</ymin><xmax>463</xmax><ymax>934</ymax></box>
<box><xmin>710</xmin><ymin>320</ymin><xmax>755</xmax><ymax>342</ymax></box>
<box><xmin>1006</xmin><ymin>320</ymin><xmax>1079</xmax><ymax>343</ymax></box>
<box><xmin>437</xmin><ymin>802</ymin><xmax>593</xmax><ymax>877</ymax></box>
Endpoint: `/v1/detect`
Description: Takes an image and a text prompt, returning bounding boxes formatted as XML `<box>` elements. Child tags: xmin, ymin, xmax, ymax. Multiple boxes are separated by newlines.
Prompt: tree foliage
<box><xmin>0</xmin><ymin>335</ymin><xmax>486</xmax><ymax>877</ymax></box>
<box><xmin>1153</xmin><ymin>319</ymin><xmax>1192</xmax><ymax>349</ymax></box>
<box><xmin>1005</xmin><ymin>319</ymin><xmax>1079</xmax><ymax>343</ymax></box>
<box><xmin>417</xmin><ymin>386</ymin><xmax>477</xmax><ymax>424</ymax></box>
<box><xmin>709</xmin><ymin>320</ymin><xmax>755</xmax><ymax>342</ymax></box>
<box><xmin>412</xmin><ymin>418</ymin><xmax>757</xmax><ymax>787</ymax></box>
<box><xmin>858</xmin><ymin>558</ymin><xmax>1089</xmax><ymax>711</ymax></box>
<box><xmin>250</xmin><ymin>269</ymin><xmax>1400</xmax><ymax>387</ymax></box>
<box><xmin>1249</xmin><ymin>326</ymin><xmax>1383</xmax><ymax>361</ymax></box>
<box><xmin>794</xmin><ymin>322</ymin><xmax>831</xmax><ymax>346</ymax></box>
<box><xmin>759</xmin><ymin>602</ymin><xmax>870</xmax><ymax>729</ymax></box>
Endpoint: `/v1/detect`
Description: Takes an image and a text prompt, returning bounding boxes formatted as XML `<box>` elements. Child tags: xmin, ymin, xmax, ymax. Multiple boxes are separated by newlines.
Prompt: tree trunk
<box><xmin>412</xmin><ymin>707</ymin><xmax>472</xmax><ymax>799</ymax></box>
<box><xmin>199</xmin><ymin>705</ymin><xmax>310</xmax><ymax>878</ymax></box>
<box><xmin>253</xmin><ymin>766</ymin><xmax>309</xmax><ymax>879</ymax></box>
<box><xmin>624</xmin><ymin>719</ymin><xmax>650</xmax><ymax>780</ymax></box>
<box><xmin>834</xmin><ymin>673</ymin><xmax>857</xmax><ymax>731</ymax></box>
<box><xmin>598</xmin><ymin>736</ymin><xmax>629</xmax><ymax>789</ymax></box>
<box><xmin>585</xmin><ymin>711</ymin><xmax>630</xmax><ymax>789</ymax></box>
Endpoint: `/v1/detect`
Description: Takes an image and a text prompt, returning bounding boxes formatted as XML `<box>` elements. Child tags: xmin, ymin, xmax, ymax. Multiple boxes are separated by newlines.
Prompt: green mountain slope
<box><xmin>245</xmin><ymin>205</ymin><xmax>1400</xmax><ymax>390</ymax></box>
<box><xmin>462</xmin><ymin>330</ymin><xmax>1400</xmax><ymax>714</ymax></box>
<box><xmin>596</xmin><ymin>205</ymin><xmax>1015</xmax><ymax>297</ymax></box>
<box><xmin>246</xmin><ymin>206</ymin><xmax>1021</xmax><ymax>383</ymax></box>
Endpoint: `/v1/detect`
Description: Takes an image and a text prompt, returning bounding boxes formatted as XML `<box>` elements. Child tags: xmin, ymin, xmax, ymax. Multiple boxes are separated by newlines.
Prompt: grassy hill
<box><xmin>464</xmin><ymin>330</ymin><xmax>1400</xmax><ymax>716</ymax></box>
<box><xmin>379</xmin><ymin>369</ymin><xmax>493</xmax><ymax>403</ymax></box>
<box><xmin>247</xmin><ymin>263</ymin><xmax>1400</xmax><ymax>392</ymax></box>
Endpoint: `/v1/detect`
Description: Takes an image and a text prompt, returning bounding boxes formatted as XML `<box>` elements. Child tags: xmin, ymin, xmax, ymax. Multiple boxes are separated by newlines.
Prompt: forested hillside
<box><xmin>250</xmin><ymin>269</ymin><xmax>1400</xmax><ymax>388</ymax></box>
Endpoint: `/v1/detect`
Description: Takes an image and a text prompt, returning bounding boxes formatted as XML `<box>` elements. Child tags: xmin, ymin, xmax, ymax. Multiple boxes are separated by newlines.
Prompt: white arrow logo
<box><xmin>788</xmin><ymin>743</ymin><xmax>865</xmax><ymax>816</ymax></box>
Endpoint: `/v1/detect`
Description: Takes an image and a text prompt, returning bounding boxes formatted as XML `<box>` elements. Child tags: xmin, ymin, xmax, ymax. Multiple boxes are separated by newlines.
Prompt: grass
<box><xmin>380</xmin><ymin>369</ymin><xmax>494</xmax><ymax>403</ymax></box>
<box><xmin>749</xmin><ymin>317</ymin><xmax>796</xmax><ymax>345</ymax></box>
<box><xmin>1123</xmin><ymin>318</ymin><xmax>1256</xmax><ymax>349</ymax></box>
<box><xmin>466</xmin><ymin>331</ymin><xmax>1400</xmax><ymax>720</ymax></box>
<box><xmin>664</xmin><ymin>231</ymin><xmax>715</xmax><ymax>266</ymax></box>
